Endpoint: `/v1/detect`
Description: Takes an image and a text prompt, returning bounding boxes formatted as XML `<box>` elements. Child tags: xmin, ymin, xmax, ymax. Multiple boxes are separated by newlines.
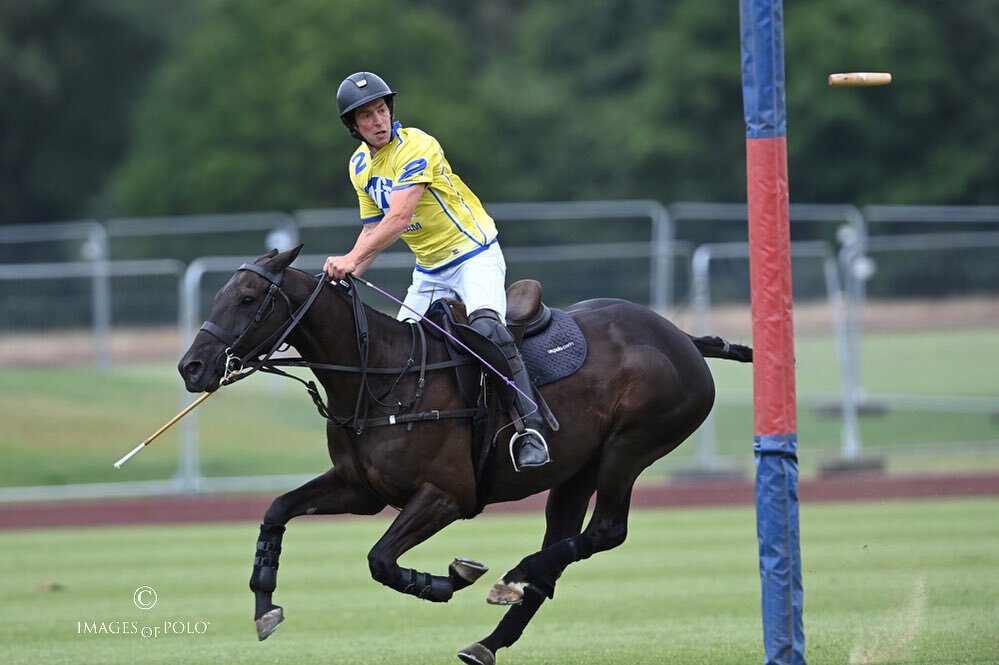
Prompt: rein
<box><xmin>201</xmin><ymin>267</ymin><xmax>477</xmax><ymax>431</ymax></box>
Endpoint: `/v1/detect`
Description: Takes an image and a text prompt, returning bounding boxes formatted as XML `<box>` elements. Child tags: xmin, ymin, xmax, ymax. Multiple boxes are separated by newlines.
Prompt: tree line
<box><xmin>2</xmin><ymin>0</ymin><xmax>998</xmax><ymax>227</ymax></box>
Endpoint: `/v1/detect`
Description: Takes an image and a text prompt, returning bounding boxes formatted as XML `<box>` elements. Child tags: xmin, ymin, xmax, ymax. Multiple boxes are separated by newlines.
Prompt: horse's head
<box><xmin>179</xmin><ymin>244</ymin><xmax>304</xmax><ymax>392</ymax></box>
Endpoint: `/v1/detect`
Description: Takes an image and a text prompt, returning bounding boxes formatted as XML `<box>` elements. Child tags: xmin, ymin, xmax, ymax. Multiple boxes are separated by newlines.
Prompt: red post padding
<box><xmin>746</xmin><ymin>136</ymin><xmax>797</xmax><ymax>437</ymax></box>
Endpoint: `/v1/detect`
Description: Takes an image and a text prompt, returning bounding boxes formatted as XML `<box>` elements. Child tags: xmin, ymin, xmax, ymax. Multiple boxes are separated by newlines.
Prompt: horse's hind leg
<box><xmin>463</xmin><ymin>492</ymin><xmax>632</xmax><ymax>665</ymax></box>
<box><xmin>459</xmin><ymin>466</ymin><xmax>597</xmax><ymax>665</ymax></box>
<box><xmin>486</xmin><ymin>391</ymin><xmax>698</xmax><ymax>612</ymax></box>
<box><xmin>466</xmin><ymin>448</ymin><xmax>651</xmax><ymax>664</ymax></box>
<box><xmin>250</xmin><ymin>467</ymin><xmax>384</xmax><ymax>640</ymax></box>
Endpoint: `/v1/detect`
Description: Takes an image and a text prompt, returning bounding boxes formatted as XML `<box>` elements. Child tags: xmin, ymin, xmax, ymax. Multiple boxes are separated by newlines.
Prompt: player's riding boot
<box><xmin>468</xmin><ymin>309</ymin><xmax>551</xmax><ymax>470</ymax></box>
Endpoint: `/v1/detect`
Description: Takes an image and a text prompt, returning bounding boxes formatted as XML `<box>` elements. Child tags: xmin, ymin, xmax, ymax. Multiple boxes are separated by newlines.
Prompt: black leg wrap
<box><xmin>249</xmin><ymin>524</ymin><xmax>285</xmax><ymax>593</ymax></box>
<box><xmin>386</xmin><ymin>567</ymin><xmax>454</xmax><ymax>603</ymax></box>
<box><xmin>513</xmin><ymin>533</ymin><xmax>593</xmax><ymax>599</ymax></box>
<box><xmin>481</xmin><ymin>584</ymin><xmax>547</xmax><ymax>653</ymax></box>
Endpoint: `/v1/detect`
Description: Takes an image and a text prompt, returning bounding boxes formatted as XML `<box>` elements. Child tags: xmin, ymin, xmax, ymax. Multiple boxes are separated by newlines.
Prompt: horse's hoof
<box><xmin>486</xmin><ymin>578</ymin><xmax>525</xmax><ymax>605</ymax></box>
<box><xmin>450</xmin><ymin>557</ymin><xmax>489</xmax><ymax>588</ymax></box>
<box><xmin>457</xmin><ymin>642</ymin><xmax>495</xmax><ymax>665</ymax></box>
<box><xmin>255</xmin><ymin>606</ymin><xmax>284</xmax><ymax>641</ymax></box>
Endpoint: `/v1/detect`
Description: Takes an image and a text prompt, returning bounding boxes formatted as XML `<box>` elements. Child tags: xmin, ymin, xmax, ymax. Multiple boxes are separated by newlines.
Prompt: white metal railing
<box><xmin>296</xmin><ymin>200</ymin><xmax>676</xmax><ymax>310</ymax></box>
<box><xmin>0</xmin><ymin>258</ymin><xmax>183</xmax><ymax>371</ymax></box>
<box><xmin>690</xmin><ymin>240</ymin><xmax>860</xmax><ymax>465</ymax></box>
<box><xmin>2</xmin><ymin>203</ymin><xmax>999</xmax><ymax>501</ymax></box>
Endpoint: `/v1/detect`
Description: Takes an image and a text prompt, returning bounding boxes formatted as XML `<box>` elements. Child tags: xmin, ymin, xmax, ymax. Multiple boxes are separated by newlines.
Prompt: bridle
<box><xmin>198</xmin><ymin>264</ymin><xmax>477</xmax><ymax>431</ymax></box>
<box><xmin>199</xmin><ymin>262</ymin><xmax>325</xmax><ymax>384</ymax></box>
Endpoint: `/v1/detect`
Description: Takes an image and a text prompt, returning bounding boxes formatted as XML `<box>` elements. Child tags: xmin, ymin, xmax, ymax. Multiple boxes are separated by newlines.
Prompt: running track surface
<box><xmin>2</xmin><ymin>472</ymin><xmax>997</xmax><ymax>530</ymax></box>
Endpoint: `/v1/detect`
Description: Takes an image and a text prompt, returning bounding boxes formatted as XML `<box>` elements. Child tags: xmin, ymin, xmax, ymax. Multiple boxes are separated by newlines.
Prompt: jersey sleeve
<box><xmin>390</xmin><ymin>130</ymin><xmax>440</xmax><ymax>189</ymax></box>
<box><xmin>356</xmin><ymin>189</ymin><xmax>383</xmax><ymax>223</ymax></box>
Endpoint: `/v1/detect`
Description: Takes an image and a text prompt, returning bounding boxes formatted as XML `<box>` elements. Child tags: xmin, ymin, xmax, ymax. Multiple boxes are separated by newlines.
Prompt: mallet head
<box><xmin>828</xmin><ymin>72</ymin><xmax>892</xmax><ymax>87</ymax></box>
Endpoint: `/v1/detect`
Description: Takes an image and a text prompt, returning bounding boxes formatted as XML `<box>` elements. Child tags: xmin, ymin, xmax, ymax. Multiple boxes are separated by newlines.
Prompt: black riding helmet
<box><xmin>337</xmin><ymin>72</ymin><xmax>396</xmax><ymax>143</ymax></box>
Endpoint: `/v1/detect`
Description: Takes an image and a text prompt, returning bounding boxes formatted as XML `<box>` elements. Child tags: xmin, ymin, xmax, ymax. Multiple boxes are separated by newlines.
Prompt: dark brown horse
<box><xmin>178</xmin><ymin>245</ymin><xmax>751</xmax><ymax>665</ymax></box>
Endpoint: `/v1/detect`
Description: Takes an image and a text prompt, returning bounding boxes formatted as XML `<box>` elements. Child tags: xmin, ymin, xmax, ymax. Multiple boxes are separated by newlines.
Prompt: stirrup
<box><xmin>508</xmin><ymin>428</ymin><xmax>551</xmax><ymax>472</ymax></box>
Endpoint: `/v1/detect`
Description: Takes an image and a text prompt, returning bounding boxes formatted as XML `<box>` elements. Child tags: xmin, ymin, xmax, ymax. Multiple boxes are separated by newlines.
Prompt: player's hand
<box><xmin>323</xmin><ymin>255</ymin><xmax>357</xmax><ymax>281</ymax></box>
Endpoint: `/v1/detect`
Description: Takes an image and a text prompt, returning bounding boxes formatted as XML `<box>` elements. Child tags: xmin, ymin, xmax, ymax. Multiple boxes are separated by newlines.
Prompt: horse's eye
<box><xmin>241</xmin><ymin>295</ymin><xmax>256</xmax><ymax>305</ymax></box>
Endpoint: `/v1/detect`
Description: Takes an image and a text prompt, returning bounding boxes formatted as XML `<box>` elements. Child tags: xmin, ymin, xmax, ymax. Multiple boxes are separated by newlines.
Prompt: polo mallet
<box><xmin>113</xmin><ymin>384</ymin><xmax>225</xmax><ymax>469</ymax></box>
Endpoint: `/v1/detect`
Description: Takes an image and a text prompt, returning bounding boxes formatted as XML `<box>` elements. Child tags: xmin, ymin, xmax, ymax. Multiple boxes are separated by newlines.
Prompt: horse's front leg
<box><xmin>367</xmin><ymin>482</ymin><xmax>488</xmax><ymax>603</ymax></box>
<box><xmin>251</xmin><ymin>467</ymin><xmax>384</xmax><ymax>640</ymax></box>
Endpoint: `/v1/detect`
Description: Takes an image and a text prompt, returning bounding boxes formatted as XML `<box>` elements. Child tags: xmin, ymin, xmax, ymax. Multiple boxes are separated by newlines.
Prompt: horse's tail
<box><xmin>687</xmin><ymin>334</ymin><xmax>753</xmax><ymax>363</ymax></box>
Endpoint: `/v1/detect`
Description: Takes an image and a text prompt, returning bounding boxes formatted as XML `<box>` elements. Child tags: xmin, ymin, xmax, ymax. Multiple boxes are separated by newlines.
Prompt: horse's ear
<box><xmin>264</xmin><ymin>243</ymin><xmax>305</xmax><ymax>274</ymax></box>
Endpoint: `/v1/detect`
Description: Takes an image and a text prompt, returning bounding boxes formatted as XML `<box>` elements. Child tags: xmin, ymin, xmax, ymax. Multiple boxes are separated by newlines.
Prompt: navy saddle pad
<box><xmin>521</xmin><ymin>308</ymin><xmax>587</xmax><ymax>387</ymax></box>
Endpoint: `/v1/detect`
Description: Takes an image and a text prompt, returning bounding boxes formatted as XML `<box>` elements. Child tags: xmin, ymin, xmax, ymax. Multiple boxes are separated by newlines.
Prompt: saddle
<box><xmin>426</xmin><ymin>279</ymin><xmax>551</xmax><ymax>340</ymax></box>
<box><xmin>423</xmin><ymin>278</ymin><xmax>588</xmax><ymax>424</ymax></box>
<box><xmin>504</xmin><ymin>279</ymin><xmax>555</xmax><ymax>344</ymax></box>
<box><xmin>423</xmin><ymin>279</ymin><xmax>551</xmax><ymax>402</ymax></box>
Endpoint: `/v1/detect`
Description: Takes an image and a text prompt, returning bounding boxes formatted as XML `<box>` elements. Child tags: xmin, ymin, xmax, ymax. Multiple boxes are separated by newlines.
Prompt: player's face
<box><xmin>353</xmin><ymin>98</ymin><xmax>392</xmax><ymax>149</ymax></box>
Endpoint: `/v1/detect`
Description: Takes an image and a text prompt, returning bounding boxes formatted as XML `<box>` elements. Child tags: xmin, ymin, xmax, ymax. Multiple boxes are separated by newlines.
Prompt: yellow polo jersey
<box><xmin>348</xmin><ymin>123</ymin><xmax>497</xmax><ymax>273</ymax></box>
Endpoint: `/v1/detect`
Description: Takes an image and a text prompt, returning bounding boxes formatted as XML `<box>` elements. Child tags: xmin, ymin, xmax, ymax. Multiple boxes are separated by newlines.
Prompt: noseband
<box><xmin>199</xmin><ymin>263</ymin><xmax>322</xmax><ymax>381</ymax></box>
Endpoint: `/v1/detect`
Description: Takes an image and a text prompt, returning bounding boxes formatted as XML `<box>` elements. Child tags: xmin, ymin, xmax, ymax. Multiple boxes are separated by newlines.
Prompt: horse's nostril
<box><xmin>184</xmin><ymin>361</ymin><xmax>202</xmax><ymax>378</ymax></box>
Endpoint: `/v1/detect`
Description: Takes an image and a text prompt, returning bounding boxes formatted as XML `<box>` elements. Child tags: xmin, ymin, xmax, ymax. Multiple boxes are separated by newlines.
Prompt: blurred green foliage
<box><xmin>0</xmin><ymin>0</ymin><xmax>176</xmax><ymax>222</ymax></box>
<box><xmin>2</xmin><ymin>0</ymin><xmax>998</xmax><ymax>225</ymax></box>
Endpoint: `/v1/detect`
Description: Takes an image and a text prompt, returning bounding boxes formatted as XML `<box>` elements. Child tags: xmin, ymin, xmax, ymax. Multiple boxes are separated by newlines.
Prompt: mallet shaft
<box><xmin>113</xmin><ymin>389</ymin><xmax>215</xmax><ymax>468</ymax></box>
<box><xmin>112</xmin><ymin>441</ymin><xmax>150</xmax><ymax>469</ymax></box>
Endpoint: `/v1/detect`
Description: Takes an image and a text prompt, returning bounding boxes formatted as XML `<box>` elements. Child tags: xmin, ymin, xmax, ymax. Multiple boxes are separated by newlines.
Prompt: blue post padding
<box><xmin>739</xmin><ymin>0</ymin><xmax>787</xmax><ymax>138</ymax></box>
<box><xmin>755</xmin><ymin>433</ymin><xmax>805</xmax><ymax>665</ymax></box>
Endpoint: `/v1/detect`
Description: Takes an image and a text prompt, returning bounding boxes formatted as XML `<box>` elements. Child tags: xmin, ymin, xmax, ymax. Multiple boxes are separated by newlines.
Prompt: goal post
<box><xmin>739</xmin><ymin>0</ymin><xmax>806</xmax><ymax>663</ymax></box>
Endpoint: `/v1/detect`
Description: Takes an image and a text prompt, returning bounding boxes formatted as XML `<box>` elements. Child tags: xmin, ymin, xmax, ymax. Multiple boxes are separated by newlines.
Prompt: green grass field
<box><xmin>1</xmin><ymin>327</ymin><xmax>996</xmax><ymax>488</ymax></box>
<box><xmin>2</xmin><ymin>498</ymin><xmax>997</xmax><ymax>664</ymax></box>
